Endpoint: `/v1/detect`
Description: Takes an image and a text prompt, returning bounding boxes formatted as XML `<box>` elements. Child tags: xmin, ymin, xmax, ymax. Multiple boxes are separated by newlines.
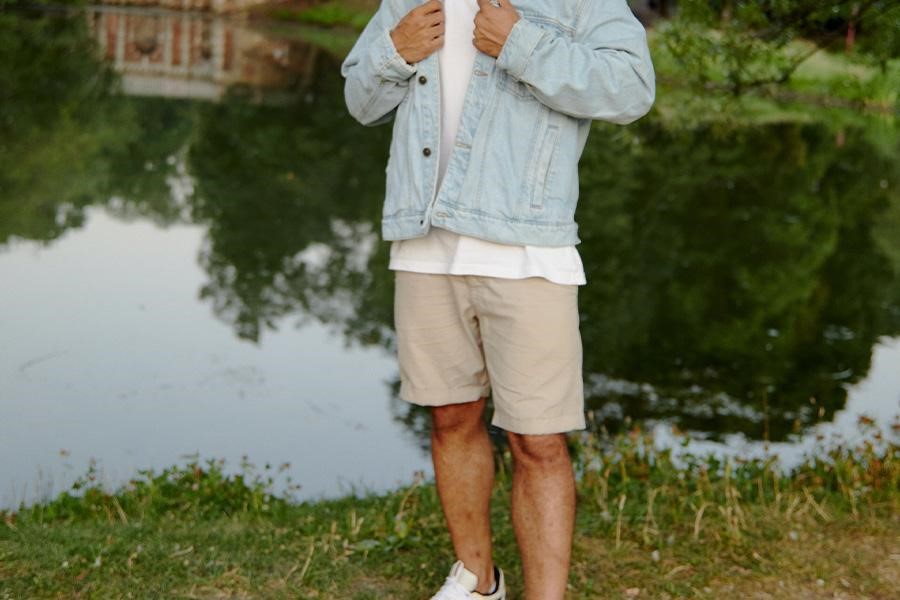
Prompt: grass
<box><xmin>258</xmin><ymin>0</ymin><xmax>376</xmax><ymax>30</ymax></box>
<box><xmin>1</xmin><ymin>422</ymin><xmax>897</xmax><ymax>598</ymax></box>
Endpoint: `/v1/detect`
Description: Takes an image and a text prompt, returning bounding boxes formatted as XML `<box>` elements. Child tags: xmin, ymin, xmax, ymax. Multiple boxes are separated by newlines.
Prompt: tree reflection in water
<box><xmin>2</xmin><ymin>9</ymin><xmax>898</xmax><ymax>452</ymax></box>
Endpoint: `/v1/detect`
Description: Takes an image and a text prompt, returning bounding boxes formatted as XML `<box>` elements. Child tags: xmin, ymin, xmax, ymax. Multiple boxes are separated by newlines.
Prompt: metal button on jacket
<box><xmin>422</xmin><ymin>147</ymin><xmax>431</xmax><ymax>157</ymax></box>
<box><xmin>418</xmin><ymin>75</ymin><xmax>427</xmax><ymax>84</ymax></box>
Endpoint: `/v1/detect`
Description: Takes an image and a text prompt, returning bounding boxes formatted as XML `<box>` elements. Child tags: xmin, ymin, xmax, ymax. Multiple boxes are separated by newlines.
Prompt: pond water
<box><xmin>1</xmin><ymin>8</ymin><xmax>898</xmax><ymax>510</ymax></box>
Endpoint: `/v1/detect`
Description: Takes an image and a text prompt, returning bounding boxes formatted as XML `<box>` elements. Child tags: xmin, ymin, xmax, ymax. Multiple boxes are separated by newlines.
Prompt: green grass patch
<box><xmin>2</xmin><ymin>426</ymin><xmax>897</xmax><ymax>598</ymax></box>
<box><xmin>266</xmin><ymin>1</ymin><xmax>374</xmax><ymax>30</ymax></box>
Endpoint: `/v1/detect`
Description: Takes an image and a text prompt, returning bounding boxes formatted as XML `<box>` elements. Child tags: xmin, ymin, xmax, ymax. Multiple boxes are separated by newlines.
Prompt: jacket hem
<box><xmin>382</xmin><ymin>210</ymin><xmax>581</xmax><ymax>247</ymax></box>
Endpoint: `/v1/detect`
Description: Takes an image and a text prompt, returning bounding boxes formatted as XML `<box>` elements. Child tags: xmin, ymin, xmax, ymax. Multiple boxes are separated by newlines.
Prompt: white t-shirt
<box><xmin>388</xmin><ymin>0</ymin><xmax>586</xmax><ymax>286</ymax></box>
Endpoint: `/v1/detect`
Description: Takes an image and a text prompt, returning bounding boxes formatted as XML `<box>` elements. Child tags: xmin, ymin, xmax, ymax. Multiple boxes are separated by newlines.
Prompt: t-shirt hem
<box><xmin>388</xmin><ymin>259</ymin><xmax>587</xmax><ymax>286</ymax></box>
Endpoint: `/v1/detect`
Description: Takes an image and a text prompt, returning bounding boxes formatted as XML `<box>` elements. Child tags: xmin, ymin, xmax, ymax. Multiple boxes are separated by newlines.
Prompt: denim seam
<box><xmin>440</xmin><ymin>202</ymin><xmax>575</xmax><ymax>229</ymax></box>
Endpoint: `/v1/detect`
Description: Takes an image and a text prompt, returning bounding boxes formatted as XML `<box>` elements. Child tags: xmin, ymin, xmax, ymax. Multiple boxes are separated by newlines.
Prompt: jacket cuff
<box><xmin>496</xmin><ymin>17</ymin><xmax>546</xmax><ymax>80</ymax></box>
<box><xmin>375</xmin><ymin>26</ymin><xmax>418</xmax><ymax>81</ymax></box>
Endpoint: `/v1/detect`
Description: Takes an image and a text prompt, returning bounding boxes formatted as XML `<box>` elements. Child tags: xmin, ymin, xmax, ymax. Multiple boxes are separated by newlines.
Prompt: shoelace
<box><xmin>429</xmin><ymin>577</ymin><xmax>473</xmax><ymax>600</ymax></box>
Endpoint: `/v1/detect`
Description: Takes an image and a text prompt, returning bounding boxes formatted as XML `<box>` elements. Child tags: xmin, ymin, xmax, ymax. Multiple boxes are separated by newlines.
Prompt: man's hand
<box><xmin>473</xmin><ymin>0</ymin><xmax>521</xmax><ymax>58</ymax></box>
<box><xmin>390</xmin><ymin>0</ymin><xmax>445</xmax><ymax>65</ymax></box>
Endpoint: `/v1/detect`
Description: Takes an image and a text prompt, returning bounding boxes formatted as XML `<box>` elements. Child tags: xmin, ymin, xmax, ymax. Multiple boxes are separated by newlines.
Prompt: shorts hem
<box><xmin>399</xmin><ymin>382</ymin><xmax>492</xmax><ymax>407</ymax></box>
<box><xmin>491</xmin><ymin>411</ymin><xmax>587</xmax><ymax>435</ymax></box>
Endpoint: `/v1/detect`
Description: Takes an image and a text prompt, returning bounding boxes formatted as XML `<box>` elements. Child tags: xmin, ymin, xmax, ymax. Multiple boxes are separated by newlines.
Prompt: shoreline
<box><xmin>2</xmin><ymin>428</ymin><xmax>897</xmax><ymax>597</ymax></box>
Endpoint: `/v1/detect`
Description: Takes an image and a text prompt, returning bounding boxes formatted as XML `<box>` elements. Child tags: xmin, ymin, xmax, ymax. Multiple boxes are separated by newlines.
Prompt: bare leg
<box><xmin>507</xmin><ymin>432</ymin><xmax>575</xmax><ymax>600</ymax></box>
<box><xmin>431</xmin><ymin>397</ymin><xmax>497</xmax><ymax>594</ymax></box>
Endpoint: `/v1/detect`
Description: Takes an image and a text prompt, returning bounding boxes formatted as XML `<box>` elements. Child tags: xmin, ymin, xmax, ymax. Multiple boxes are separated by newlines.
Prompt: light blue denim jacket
<box><xmin>340</xmin><ymin>0</ymin><xmax>655</xmax><ymax>246</ymax></box>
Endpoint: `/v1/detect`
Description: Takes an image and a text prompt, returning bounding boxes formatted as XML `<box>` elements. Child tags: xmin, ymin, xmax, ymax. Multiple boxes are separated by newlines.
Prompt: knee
<box><xmin>507</xmin><ymin>432</ymin><xmax>570</xmax><ymax>468</ymax></box>
<box><xmin>431</xmin><ymin>397</ymin><xmax>487</xmax><ymax>440</ymax></box>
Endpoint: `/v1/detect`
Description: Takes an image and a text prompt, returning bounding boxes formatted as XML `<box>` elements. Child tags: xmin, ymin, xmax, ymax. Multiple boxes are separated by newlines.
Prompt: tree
<box><xmin>658</xmin><ymin>0</ymin><xmax>892</xmax><ymax>94</ymax></box>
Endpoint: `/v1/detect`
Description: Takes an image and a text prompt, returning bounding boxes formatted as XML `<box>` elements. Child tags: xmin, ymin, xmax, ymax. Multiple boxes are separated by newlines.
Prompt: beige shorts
<box><xmin>393</xmin><ymin>271</ymin><xmax>586</xmax><ymax>435</ymax></box>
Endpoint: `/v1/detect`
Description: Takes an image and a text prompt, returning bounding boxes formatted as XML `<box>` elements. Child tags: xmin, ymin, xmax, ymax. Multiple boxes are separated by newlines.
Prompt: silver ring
<box><xmin>489</xmin><ymin>0</ymin><xmax>502</xmax><ymax>7</ymax></box>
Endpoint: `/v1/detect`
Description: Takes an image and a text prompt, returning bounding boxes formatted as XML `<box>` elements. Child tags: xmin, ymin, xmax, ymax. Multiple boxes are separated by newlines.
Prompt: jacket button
<box><xmin>418</xmin><ymin>75</ymin><xmax>427</xmax><ymax>84</ymax></box>
<box><xmin>422</xmin><ymin>147</ymin><xmax>431</xmax><ymax>157</ymax></box>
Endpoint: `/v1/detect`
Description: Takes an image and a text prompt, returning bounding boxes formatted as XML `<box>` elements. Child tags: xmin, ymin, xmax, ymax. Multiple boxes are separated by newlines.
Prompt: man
<box><xmin>340</xmin><ymin>1</ymin><xmax>654</xmax><ymax>598</ymax></box>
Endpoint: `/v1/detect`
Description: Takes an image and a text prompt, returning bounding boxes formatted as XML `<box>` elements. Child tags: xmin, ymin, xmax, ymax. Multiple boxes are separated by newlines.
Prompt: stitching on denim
<box><xmin>438</xmin><ymin>202</ymin><xmax>577</xmax><ymax>230</ymax></box>
<box><xmin>516</xmin><ymin>22</ymin><xmax>546</xmax><ymax>80</ymax></box>
<box><xmin>517</xmin><ymin>8</ymin><xmax>575</xmax><ymax>37</ymax></box>
<box><xmin>574</xmin><ymin>0</ymin><xmax>589</xmax><ymax>37</ymax></box>
<box><xmin>532</xmin><ymin>124</ymin><xmax>560</xmax><ymax>209</ymax></box>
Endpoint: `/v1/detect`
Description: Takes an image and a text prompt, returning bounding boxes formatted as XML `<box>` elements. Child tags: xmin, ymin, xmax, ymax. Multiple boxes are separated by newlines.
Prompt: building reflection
<box><xmin>87</xmin><ymin>8</ymin><xmax>320</xmax><ymax>101</ymax></box>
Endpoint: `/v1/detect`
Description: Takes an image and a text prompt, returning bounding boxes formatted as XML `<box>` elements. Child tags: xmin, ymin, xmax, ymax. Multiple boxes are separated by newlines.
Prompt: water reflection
<box><xmin>1</xmin><ymin>8</ymin><xmax>898</xmax><ymax>493</ymax></box>
<box><xmin>87</xmin><ymin>8</ymin><xmax>320</xmax><ymax>101</ymax></box>
<box><xmin>578</xmin><ymin>123</ymin><xmax>900</xmax><ymax>438</ymax></box>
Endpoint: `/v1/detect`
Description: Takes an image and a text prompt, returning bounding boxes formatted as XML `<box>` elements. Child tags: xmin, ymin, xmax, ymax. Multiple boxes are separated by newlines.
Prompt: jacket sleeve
<box><xmin>495</xmin><ymin>0</ymin><xmax>655</xmax><ymax>124</ymax></box>
<box><xmin>340</xmin><ymin>0</ymin><xmax>419</xmax><ymax>127</ymax></box>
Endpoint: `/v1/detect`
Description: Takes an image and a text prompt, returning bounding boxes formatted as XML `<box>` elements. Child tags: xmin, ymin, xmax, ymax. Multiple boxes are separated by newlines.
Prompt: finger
<box><xmin>427</xmin><ymin>11</ymin><xmax>444</xmax><ymax>35</ymax></box>
<box><xmin>420</xmin><ymin>0</ymin><xmax>444</xmax><ymax>15</ymax></box>
<box><xmin>427</xmin><ymin>9</ymin><xmax>444</xmax><ymax>25</ymax></box>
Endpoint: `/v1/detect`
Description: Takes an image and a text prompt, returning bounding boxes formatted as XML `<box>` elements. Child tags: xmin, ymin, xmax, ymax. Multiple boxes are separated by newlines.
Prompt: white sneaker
<box><xmin>429</xmin><ymin>560</ymin><xmax>506</xmax><ymax>599</ymax></box>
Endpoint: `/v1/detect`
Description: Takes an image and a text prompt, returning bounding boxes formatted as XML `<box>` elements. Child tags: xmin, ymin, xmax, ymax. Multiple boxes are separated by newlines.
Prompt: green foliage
<box><xmin>573</xmin><ymin>420</ymin><xmax>899</xmax><ymax>520</ymax></box>
<box><xmin>11</xmin><ymin>456</ymin><xmax>299</xmax><ymax>523</ymax></box>
<box><xmin>6</xmin><ymin>424</ymin><xmax>896</xmax><ymax>534</ymax></box>
<box><xmin>0</xmin><ymin>12</ymin><xmax>122</xmax><ymax>245</ymax></box>
<box><xmin>268</xmin><ymin>1</ymin><xmax>374</xmax><ymax>30</ymax></box>
<box><xmin>657</xmin><ymin>18</ymin><xmax>798</xmax><ymax>93</ymax></box>
<box><xmin>855</xmin><ymin>1</ymin><xmax>900</xmax><ymax>70</ymax></box>
<box><xmin>656</xmin><ymin>0</ymin><xmax>895</xmax><ymax>95</ymax></box>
